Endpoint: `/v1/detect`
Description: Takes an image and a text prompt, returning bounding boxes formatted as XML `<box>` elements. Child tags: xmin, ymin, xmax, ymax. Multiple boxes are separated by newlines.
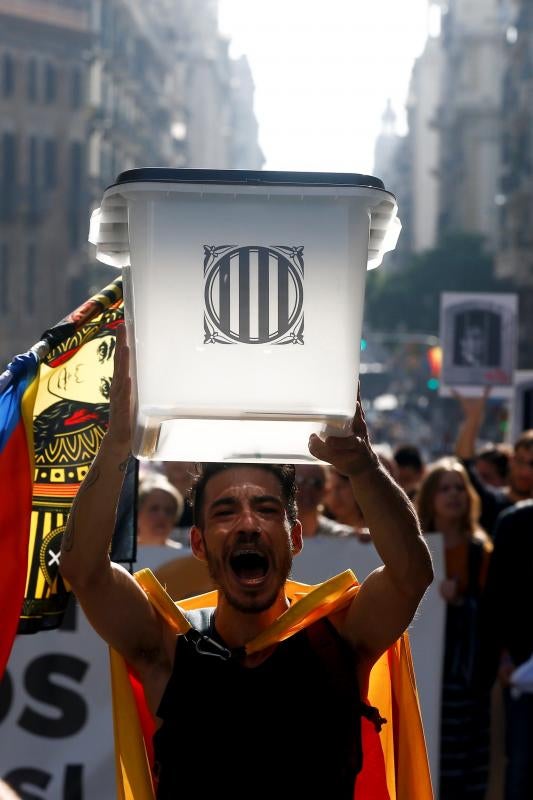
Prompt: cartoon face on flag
<box><xmin>19</xmin><ymin>303</ymin><xmax>124</xmax><ymax>633</ymax></box>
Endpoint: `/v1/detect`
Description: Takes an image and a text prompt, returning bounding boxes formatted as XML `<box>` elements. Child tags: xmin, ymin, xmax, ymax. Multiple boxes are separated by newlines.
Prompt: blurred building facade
<box><xmin>0</xmin><ymin>0</ymin><xmax>263</xmax><ymax>362</ymax></box>
<box><xmin>374</xmin><ymin>0</ymin><xmax>511</xmax><ymax>255</ymax></box>
<box><xmin>406</xmin><ymin>33</ymin><xmax>443</xmax><ymax>254</ymax></box>
<box><xmin>0</xmin><ymin>0</ymin><xmax>92</xmax><ymax>359</ymax></box>
<box><xmin>373</xmin><ymin>34</ymin><xmax>444</xmax><ymax>261</ymax></box>
<box><xmin>373</xmin><ymin>0</ymin><xmax>533</xmax><ymax>367</ymax></box>
<box><xmin>496</xmin><ymin>0</ymin><xmax>533</xmax><ymax>364</ymax></box>
<box><xmin>435</xmin><ymin>0</ymin><xmax>507</xmax><ymax>249</ymax></box>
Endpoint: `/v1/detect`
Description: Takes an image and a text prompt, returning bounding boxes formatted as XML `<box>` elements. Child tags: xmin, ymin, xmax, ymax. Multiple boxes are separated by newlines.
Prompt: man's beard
<box><xmin>204</xmin><ymin>536</ymin><xmax>293</xmax><ymax>614</ymax></box>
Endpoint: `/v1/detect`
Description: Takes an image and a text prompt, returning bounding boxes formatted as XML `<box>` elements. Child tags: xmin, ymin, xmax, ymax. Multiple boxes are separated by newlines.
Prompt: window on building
<box><xmin>29</xmin><ymin>136</ymin><xmax>39</xmax><ymax>186</ymax></box>
<box><xmin>44</xmin><ymin>139</ymin><xmax>58</xmax><ymax>189</ymax></box>
<box><xmin>2</xmin><ymin>53</ymin><xmax>15</xmax><ymax>97</ymax></box>
<box><xmin>68</xmin><ymin>141</ymin><xmax>84</xmax><ymax>247</ymax></box>
<box><xmin>28</xmin><ymin>136</ymin><xmax>40</xmax><ymax>218</ymax></box>
<box><xmin>26</xmin><ymin>244</ymin><xmax>36</xmax><ymax>313</ymax></box>
<box><xmin>44</xmin><ymin>62</ymin><xmax>57</xmax><ymax>104</ymax></box>
<box><xmin>71</xmin><ymin>66</ymin><xmax>83</xmax><ymax>109</ymax></box>
<box><xmin>101</xmin><ymin>3</ymin><xmax>113</xmax><ymax>49</ymax></box>
<box><xmin>100</xmin><ymin>143</ymin><xmax>112</xmax><ymax>183</ymax></box>
<box><xmin>1</xmin><ymin>133</ymin><xmax>17</xmax><ymax>219</ymax></box>
<box><xmin>69</xmin><ymin>141</ymin><xmax>82</xmax><ymax>189</ymax></box>
<box><xmin>0</xmin><ymin>243</ymin><xmax>9</xmax><ymax>313</ymax></box>
<box><xmin>27</xmin><ymin>58</ymin><xmax>38</xmax><ymax>101</ymax></box>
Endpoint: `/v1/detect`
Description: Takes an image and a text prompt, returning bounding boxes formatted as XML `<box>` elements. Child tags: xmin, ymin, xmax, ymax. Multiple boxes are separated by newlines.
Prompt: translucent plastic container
<box><xmin>89</xmin><ymin>169</ymin><xmax>400</xmax><ymax>462</ymax></box>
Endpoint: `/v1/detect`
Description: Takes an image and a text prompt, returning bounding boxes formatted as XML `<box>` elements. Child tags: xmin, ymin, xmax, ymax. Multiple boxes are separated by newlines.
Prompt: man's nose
<box><xmin>237</xmin><ymin>505</ymin><xmax>260</xmax><ymax>532</ymax></box>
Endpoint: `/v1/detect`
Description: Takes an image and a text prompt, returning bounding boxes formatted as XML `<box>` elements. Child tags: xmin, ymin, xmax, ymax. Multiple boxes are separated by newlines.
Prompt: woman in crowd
<box><xmin>416</xmin><ymin>457</ymin><xmax>493</xmax><ymax>800</ymax></box>
<box><xmin>137</xmin><ymin>474</ymin><xmax>184</xmax><ymax>548</ymax></box>
<box><xmin>323</xmin><ymin>467</ymin><xmax>371</xmax><ymax>541</ymax></box>
<box><xmin>137</xmin><ymin>472</ymin><xmax>214</xmax><ymax>598</ymax></box>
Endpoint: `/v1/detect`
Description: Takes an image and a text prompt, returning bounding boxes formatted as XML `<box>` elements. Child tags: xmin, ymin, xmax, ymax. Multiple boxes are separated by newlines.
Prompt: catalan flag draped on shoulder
<box><xmin>110</xmin><ymin>570</ymin><xmax>433</xmax><ymax>800</ymax></box>
<box><xmin>0</xmin><ymin>275</ymin><xmax>135</xmax><ymax>678</ymax></box>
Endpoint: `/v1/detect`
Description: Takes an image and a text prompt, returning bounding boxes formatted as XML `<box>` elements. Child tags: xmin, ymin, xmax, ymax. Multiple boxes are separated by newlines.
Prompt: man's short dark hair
<box><xmin>514</xmin><ymin>429</ymin><xmax>533</xmax><ymax>452</ymax></box>
<box><xmin>393</xmin><ymin>445</ymin><xmax>424</xmax><ymax>473</ymax></box>
<box><xmin>475</xmin><ymin>444</ymin><xmax>512</xmax><ymax>481</ymax></box>
<box><xmin>189</xmin><ymin>463</ymin><xmax>298</xmax><ymax>528</ymax></box>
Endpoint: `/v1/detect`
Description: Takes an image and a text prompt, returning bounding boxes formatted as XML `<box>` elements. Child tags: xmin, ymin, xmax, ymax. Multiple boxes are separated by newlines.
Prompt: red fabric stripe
<box><xmin>0</xmin><ymin>421</ymin><xmax>32</xmax><ymax>679</ymax></box>
<box><xmin>126</xmin><ymin>663</ymin><xmax>157</xmax><ymax>787</ymax></box>
<box><xmin>355</xmin><ymin>717</ymin><xmax>391</xmax><ymax>799</ymax></box>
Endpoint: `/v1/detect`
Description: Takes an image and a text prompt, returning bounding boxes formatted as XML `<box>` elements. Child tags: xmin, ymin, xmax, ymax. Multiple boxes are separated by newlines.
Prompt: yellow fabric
<box><xmin>134</xmin><ymin>569</ymin><xmax>192</xmax><ymax>634</ymax></box>
<box><xmin>369</xmin><ymin>646</ymin><xmax>396</xmax><ymax>794</ymax></box>
<box><xmin>134</xmin><ymin>567</ymin><xmax>358</xmax><ymax>654</ymax></box>
<box><xmin>110</xmin><ymin>568</ymin><xmax>433</xmax><ymax>800</ymax></box>
<box><xmin>392</xmin><ymin>635</ymin><xmax>434</xmax><ymax>799</ymax></box>
<box><xmin>366</xmin><ymin>633</ymin><xmax>433</xmax><ymax>799</ymax></box>
<box><xmin>109</xmin><ymin>649</ymin><xmax>154</xmax><ymax>800</ymax></box>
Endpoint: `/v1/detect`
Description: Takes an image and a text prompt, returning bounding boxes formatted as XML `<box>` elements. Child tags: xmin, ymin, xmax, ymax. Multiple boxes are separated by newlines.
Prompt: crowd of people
<box><xmin>0</xmin><ymin>323</ymin><xmax>520</xmax><ymax>800</ymax></box>
<box><xmin>136</xmin><ymin>389</ymin><xmax>533</xmax><ymax>800</ymax></box>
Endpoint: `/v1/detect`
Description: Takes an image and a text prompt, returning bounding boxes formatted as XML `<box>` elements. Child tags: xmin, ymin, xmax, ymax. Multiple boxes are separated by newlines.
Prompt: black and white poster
<box><xmin>439</xmin><ymin>292</ymin><xmax>518</xmax><ymax>397</ymax></box>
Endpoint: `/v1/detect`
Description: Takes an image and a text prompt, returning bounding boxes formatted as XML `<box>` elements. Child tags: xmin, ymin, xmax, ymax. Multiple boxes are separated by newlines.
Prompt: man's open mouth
<box><xmin>229</xmin><ymin>550</ymin><xmax>270</xmax><ymax>585</ymax></box>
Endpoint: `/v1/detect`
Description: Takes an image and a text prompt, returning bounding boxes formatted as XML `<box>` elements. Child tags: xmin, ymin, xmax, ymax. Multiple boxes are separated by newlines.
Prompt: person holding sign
<box><xmin>454</xmin><ymin>390</ymin><xmax>533</xmax><ymax>534</ymax></box>
<box><xmin>59</xmin><ymin>326</ymin><xmax>433</xmax><ymax>799</ymax></box>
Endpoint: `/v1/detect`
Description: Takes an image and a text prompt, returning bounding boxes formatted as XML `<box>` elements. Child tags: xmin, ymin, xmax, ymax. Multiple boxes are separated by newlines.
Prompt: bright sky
<box><xmin>218</xmin><ymin>0</ymin><xmax>431</xmax><ymax>174</ymax></box>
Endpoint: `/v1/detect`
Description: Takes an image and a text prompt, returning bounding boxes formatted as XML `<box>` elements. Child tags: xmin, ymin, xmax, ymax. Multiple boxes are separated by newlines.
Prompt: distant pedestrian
<box><xmin>393</xmin><ymin>444</ymin><xmax>425</xmax><ymax>500</ymax></box>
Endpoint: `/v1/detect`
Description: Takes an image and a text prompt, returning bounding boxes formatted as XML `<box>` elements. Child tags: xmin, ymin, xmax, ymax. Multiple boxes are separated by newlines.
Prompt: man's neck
<box><xmin>214</xmin><ymin>592</ymin><xmax>290</xmax><ymax>650</ymax></box>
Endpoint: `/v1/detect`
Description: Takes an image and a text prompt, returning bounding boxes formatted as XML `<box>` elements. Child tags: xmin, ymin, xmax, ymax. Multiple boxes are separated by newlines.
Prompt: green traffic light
<box><xmin>427</xmin><ymin>378</ymin><xmax>440</xmax><ymax>390</ymax></box>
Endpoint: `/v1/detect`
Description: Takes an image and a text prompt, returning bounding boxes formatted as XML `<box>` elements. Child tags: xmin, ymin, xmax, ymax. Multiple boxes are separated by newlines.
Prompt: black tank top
<box><xmin>153</xmin><ymin>611</ymin><xmax>369</xmax><ymax>800</ymax></box>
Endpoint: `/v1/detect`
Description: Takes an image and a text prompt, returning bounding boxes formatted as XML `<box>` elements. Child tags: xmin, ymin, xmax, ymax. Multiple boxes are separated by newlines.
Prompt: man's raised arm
<box><xmin>59</xmin><ymin>326</ymin><xmax>168</xmax><ymax>667</ymax></box>
<box><xmin>308</xmin><ymin>390</ymin><xmax>433</xmax><ymax>665</ymax></box>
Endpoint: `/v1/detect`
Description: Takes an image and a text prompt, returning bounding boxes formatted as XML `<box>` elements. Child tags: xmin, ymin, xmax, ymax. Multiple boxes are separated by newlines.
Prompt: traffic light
<box><xmin>426</xmin><ymin>345</ymin><xmax>442</xmax><ymax>390</ymax></box>
<box><xmin>427</xmin><ymin>345</ymin><xmax>442</xmax><ymax>377</ymax></box>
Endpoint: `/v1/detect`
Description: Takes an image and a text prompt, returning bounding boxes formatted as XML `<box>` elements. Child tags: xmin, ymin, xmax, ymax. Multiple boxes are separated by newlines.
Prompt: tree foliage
<box><xmin>364</xmin><ymin>232</ymin><xmax>515</xmax><ymax>334</ymax></box>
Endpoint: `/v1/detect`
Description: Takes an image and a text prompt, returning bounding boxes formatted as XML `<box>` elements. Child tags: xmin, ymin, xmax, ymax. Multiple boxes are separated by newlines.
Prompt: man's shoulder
<box><xmin>497</xmin><ymin>499</ymin><xmax>533</xmax><ymax>528</ymax></box>
<box><xmin>492</xmin><ymin>500</ymin><xmax>533</xmax><ymax>556</ymax></box>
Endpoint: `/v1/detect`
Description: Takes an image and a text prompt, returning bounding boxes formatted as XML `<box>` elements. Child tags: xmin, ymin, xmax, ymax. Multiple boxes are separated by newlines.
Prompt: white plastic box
<box><xmin>89</xmin><ymin>169</ymin><xmax>400</xmax><ymax>462</ymax></box>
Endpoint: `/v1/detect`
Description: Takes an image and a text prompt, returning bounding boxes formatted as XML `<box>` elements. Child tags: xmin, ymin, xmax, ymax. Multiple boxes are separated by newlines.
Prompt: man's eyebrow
<box><xmin>252</xmin><ymin>494</ymin><xmax>283</xmax><ymax>506</ymax></box>
<box><xmin>209</xmin><ymin>497</ymin><xmax>238</xmax><ymax>511</ymax></box>
<box><xmin>208</xmin><ymin>494</ymin><xmax>283</xmax><ymax>512</ymax></box>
